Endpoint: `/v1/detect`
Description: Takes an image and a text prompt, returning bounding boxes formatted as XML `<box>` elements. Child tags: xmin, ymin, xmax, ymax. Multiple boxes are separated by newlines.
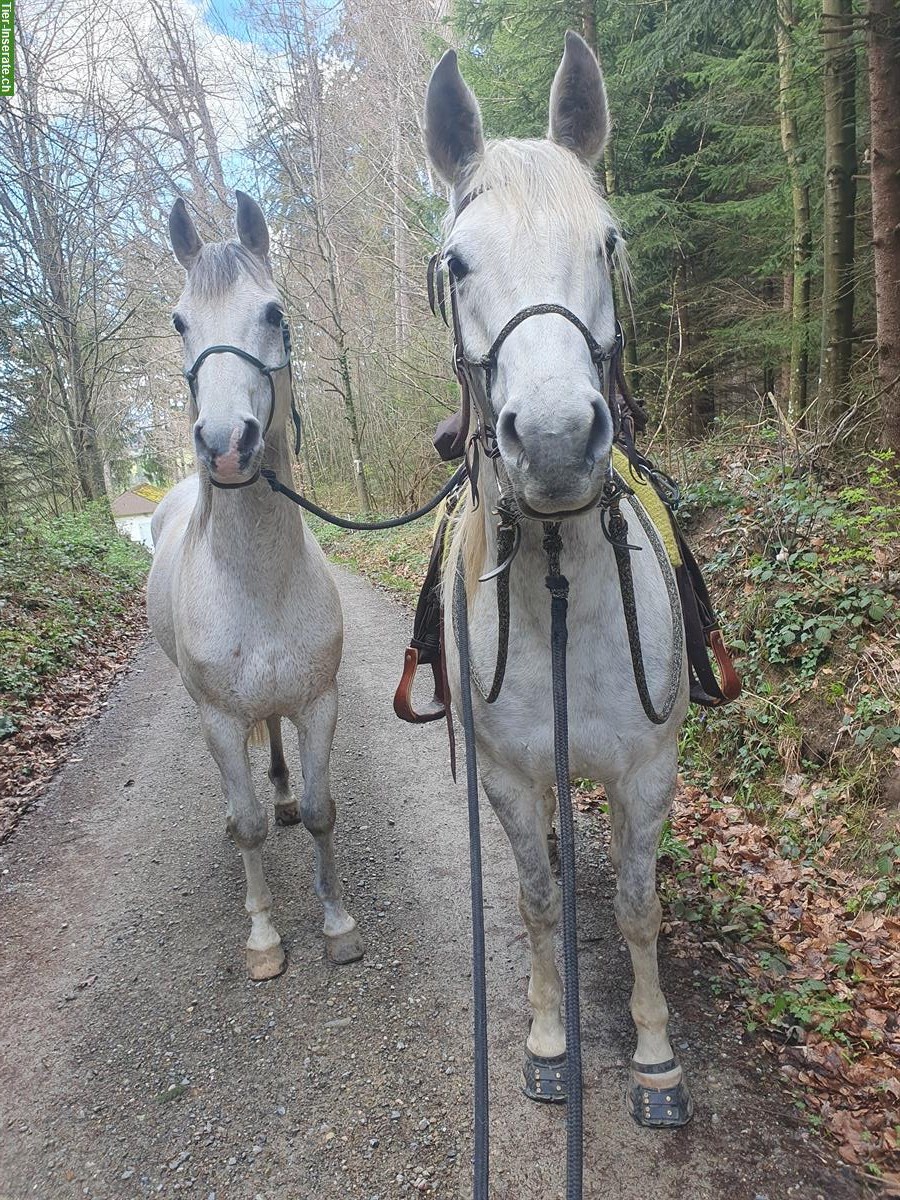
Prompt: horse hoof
<box><xmin>246</xmin><ymin>943</ymin><xmax>286</xmax><ymax>981</ymax></box>
<box><xmin>274</xmin><ymin>802</ymin><xmax>302</xmax><ymax>827</ymax></box>
<box><xmin>627</xmin><ymin>1063</ymin><xmax>693</xmax><ymax>1128</ymax></box>
<box><xmin>522</xmin><ymin>1047</ymin><xmax>567</xmax><ymax>1104</ymax></box>
<box><xmin>326</xmin><ymin>926</ymin><xmax>365</xmax><ymax>965</ymax></box>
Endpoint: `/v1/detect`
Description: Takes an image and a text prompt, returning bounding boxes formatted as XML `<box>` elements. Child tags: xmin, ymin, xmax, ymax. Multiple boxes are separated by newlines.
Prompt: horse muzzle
<box><xmin>194</xmin><ymin>416</ymin><xmax>264</xmax><ymax>485</ymax></box>
<box><xmin>497</xmin><ymin>392</ymin><xmax>612</xmax><ymax>517</ymax></box>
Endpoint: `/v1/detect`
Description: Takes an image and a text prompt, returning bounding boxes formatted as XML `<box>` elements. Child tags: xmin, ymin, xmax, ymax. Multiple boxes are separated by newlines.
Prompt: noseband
<box><xmin>184</xmin><ymin>319</ymin><xmax>299</xmax><ymax>490</ymax></box>
<box><xmin>474</xmin><ymin>303</ymin><xmax>624</xmax><ymax>414</ymax></box>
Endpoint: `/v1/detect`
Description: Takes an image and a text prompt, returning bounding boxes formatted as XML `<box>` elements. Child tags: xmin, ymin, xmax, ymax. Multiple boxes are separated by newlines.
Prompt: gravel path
<box><xmin>0</xmin><ymin>566</ymin><xmax>862</xmax><ymax>1200</ymax></box>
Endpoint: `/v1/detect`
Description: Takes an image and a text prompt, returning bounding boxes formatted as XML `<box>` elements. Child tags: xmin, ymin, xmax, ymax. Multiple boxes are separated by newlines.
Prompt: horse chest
<box><xmin>175</xmin><ymin>570</ymin><xmax>340</xmax><ymax>711</ymax></box>
<box><xmin>465</xmin><ymin>612</ymin><xmax>677</xmax><ymax>784</ymax></box>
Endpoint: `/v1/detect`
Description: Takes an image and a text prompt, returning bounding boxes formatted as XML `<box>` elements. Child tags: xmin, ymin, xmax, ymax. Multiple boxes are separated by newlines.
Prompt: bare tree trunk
<box><xmin>70</xmin><ymin>341</ymin><xmax>108</xmax><ymax>502</ymax></box>
<box><xmin>297</xmin><ymin>0</ymin><xmax>372</xmax><ymax>514</ymax></box>
<box><xmin>866</xmin><ymin>0</ymin><xmax>900</xmax><ymax>456</ymax></box>
<box><xmin>781</xmin><ymin>272</ymin><xmax>793</xmax><ymax>399</ymax></box>
<box><xmin>777</xmin><ymin>0</ymin><xmax>812</xmax><ymax>424</ymax></box>
<box><xmin>392</xmin><ymin>117</ymin><xmax>409</xmax><ymax>350</ymax></box>
<box><xmin>819</xmin><ymin>0</ymin><xmax>858</xmax><ymax>423</ymax></box>
<box><xmin>603</xmin><ymin>148</ymin><xmax>639</xmax><ymax>388</ymax></box>
<box><xmin>689</xmin><ymin>361</ymin><xmax>715</xmax><ymax>439</ymax></box>
<box><xmin>679</xmin><ymin>257</ymin><xmax>714</xmax><ymax>439</ymax></box>
<box><xmin>762</xmin><ymin>277</ymin><xmax>776</xmax><ymax>398</ymax></box>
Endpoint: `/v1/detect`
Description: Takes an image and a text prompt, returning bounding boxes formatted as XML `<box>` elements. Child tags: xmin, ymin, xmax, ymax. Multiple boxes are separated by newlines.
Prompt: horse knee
<box><xmin>227</xmin><ymin>805</ymin><xmax>268</xmax><ymax>850</ymax></box>
<box><xmin>519</xmin><ymin>880</ymin><xmax>561</xmax><ymax>933</ymax></box>
<box><xmin>300</xmin><ymin>790</ymin><xmax>335</xmax><ymax>839</ymax></box>
<box><xmin>614</xmin><ymin>886</ymin><xmax>661</xmax><ymax>948</ymax></box>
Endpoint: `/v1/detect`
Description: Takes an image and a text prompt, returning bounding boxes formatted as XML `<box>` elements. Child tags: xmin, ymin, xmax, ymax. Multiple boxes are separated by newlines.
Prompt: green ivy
<box><xmin>0</xmin><ymin>504</ymin><xmax>149</xmax><ymax>727</ymax></box>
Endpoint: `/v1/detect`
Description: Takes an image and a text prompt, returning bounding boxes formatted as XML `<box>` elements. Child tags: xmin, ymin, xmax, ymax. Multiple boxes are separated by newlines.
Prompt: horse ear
<box><xmin>548</xmin><ymin>31</ymin><xmax>609</xmax><ymax>165</ymax></box>
<box><xmin>235</xmin><ymin>190</ymin><xmax>270</xmax><ymax>260</ymax></box>
<box><xmin>424</xmin><ymin>49</ymin><xmax>484</xmax><ymax>187</ymax></box>
<box><xmin>168</xmin><ymin>197</ymin><xmax>202</xmax><ymax>270</ymax></box>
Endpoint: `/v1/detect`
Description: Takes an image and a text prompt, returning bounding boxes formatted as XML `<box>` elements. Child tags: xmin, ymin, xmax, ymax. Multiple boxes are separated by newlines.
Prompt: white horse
<box><xmin>426</xmin><ymin>34</ymin><xmax>693</xmax><ymax>1125</ymax></box>
<box><xmin>147</xmin><ymin>192</ymin><xmax>364</xmax><ymax>980</ymax></box>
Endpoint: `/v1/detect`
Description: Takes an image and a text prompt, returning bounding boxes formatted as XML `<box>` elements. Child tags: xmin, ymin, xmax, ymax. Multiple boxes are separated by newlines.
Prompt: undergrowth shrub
<box><xmin>675</xmin><ymin>434</ymin><xmax>899</xmax><ymax>866</ymax></box>
<box><xmin>0</xmin><ymin>504</ymin><xmax>149</xmax><ymax>732</ymax></box>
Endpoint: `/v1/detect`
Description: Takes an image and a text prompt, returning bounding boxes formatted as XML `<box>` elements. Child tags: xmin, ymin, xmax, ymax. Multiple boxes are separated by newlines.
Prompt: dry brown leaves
<box><xmin>665</xmin><ymin>784</ymin><xmax>899</xmax><ymax>1188</ymax></box>
<box><xmin>0</xmin><ymin>591</ymin><xmax>148</xmax><ymax>842</ymax></box>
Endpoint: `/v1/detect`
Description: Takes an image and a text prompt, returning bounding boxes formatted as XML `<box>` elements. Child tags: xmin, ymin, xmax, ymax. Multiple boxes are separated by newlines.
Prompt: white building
<box><xmin>111</xmin><ymin>485</ymin><xmax>165</xmax><ymax>551</ymax></box>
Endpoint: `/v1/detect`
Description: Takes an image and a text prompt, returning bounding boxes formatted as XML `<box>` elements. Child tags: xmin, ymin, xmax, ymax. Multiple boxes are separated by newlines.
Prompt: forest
<box><xmin>1</xmin><ymin>0</ymin><xmax>899</xmax><ymax>515</ymax></box>
<box><xmin>1</xmin><ymin>0</ymin><xmax>898</xmax><ymax>1184</ymax></box>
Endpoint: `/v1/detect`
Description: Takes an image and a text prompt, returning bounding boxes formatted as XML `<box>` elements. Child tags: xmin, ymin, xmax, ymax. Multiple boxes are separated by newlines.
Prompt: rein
<box><xmin>260</xmin><ymin>464</ymin><xmax>467</xmax><ymax>532</ymax></box>
<box><xmin>542</xmin><ymin>524</ymin><xmax>584</xmax><ymax>1198</ymax></box>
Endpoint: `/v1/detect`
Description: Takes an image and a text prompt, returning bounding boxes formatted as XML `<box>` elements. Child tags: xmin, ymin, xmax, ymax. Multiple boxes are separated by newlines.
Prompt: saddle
<box><xmin>393</xmin><ymin>407</ymin><xmax>740</xmax><ymax>728</ymax></box>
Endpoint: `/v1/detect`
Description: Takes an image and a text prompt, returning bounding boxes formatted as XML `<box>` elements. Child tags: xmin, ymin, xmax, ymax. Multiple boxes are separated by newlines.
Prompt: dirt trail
<box><xmin>0</xmin><ymin>567</ymin><xmax>861</xmax><ymax>1200</ymax></box>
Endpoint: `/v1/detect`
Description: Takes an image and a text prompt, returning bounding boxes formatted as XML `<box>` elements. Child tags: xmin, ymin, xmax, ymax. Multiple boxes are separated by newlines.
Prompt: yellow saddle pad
<box><xmin>611</xmin><ymin>447</ymin><xmax>682</xmax><ymax>568</ymax></box>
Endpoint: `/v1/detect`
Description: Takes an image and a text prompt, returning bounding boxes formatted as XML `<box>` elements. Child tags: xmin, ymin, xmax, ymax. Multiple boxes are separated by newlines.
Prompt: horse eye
<box><xmin>446</xmin><ymin>254</ymin><xmax>469</xmax><ymax>281</ymax></box>
<box><xmin>172</xmin><ymin>313</ymin><xmax>186</xmax><ymax>335</ymax></box>
<box><xmin>603</xmin><ymin>231</ymin><xmax>619</xmax><ymax>260</ymax></box>
<box><xmin>264</xmin><ymin>303</ymin><xmax>284</xmax><ymax>327</ymax></box>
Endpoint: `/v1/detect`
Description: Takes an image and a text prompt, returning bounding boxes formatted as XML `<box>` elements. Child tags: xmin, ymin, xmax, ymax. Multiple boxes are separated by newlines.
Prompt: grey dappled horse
<box><xmin>147</xmin><ymin>193</ymin><xmax>364</xmax><ymax>980</ymax></box>
<box><xmin>427</xmin><ymin>35</ymin><xmax>694</xmax><ymax>1125</ymax></box>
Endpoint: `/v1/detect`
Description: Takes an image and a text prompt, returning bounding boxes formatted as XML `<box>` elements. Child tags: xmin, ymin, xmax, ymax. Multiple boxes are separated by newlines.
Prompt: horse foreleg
<box><xmin>200</xmin><ymin>706</ymin><xmax>284</xmax><ymax>981</ymax></box>
<box><xmin>267</xmin><ymin>717</ymin><xmax>300</xmax><ymax>826</ymax></box>
<box><xmin>542</xmin><ymin>786</ymin><xmax>560</xmax><ymax>873</ymax></box>
<box><xmin>607</xmin><ymin>746</ymin><xmax>693</xmax><ymax>1126</ymax></box>
<box><xmin>292</xmin><ymin>685</ymin><xmax>364</xmax><ymax>965</ymax></box>
<box><xmin>482</xmin><ymin>764</ymin><xmax>566</xmax><ymax>1100</ymax></box>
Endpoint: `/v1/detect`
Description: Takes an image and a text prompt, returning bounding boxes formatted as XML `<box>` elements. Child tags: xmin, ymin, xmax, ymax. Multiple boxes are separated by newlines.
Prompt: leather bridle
<box><xmin>427</xmin><ymin>187</ymin><xmax>628</xmax><ymax>495</ymax></box>
<box><xmin>183</xmin><ymin>319</ymin><xmax>300</xmax><ymax>489</ymax></box>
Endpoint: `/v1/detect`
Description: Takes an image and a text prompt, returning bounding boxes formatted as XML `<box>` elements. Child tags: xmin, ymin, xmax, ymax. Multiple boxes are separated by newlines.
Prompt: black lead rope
<box><xmin>188</xmin><ymin>318</ymin><xmax>462</xmax><ymax>529</ymax></box>
<box><xmin>543</xmin><ymin>523</ymin><xmax>584</xmax><ymax>1200</ymax></box>
<box><xmin>260</xmin><ymin>463</ymin><xmax>466</xmax><ymax>532</ymax></box>
<box><xmin>453</xmin><ymin>559</ymin><xmax>490</xmax><ymax>1200</ymax></box>
<box><xmin>455</xmin><ymin>528</ymin><xmax>584</xmax><ymax>1200</ymax></box>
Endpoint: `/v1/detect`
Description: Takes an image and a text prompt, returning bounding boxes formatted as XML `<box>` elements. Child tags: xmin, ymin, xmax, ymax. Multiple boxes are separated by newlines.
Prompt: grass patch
<box><xmin>308</xmin><ymin>517</ymin><xmax>434</xmax><ymax>598</ymax></box>
<box><xmin>673</xmin><ymin>438</ymin><xmax>899</xmax><ymax>870</ymax></box>
<box><xmin>0</xmin><ymin>504</ymin><xmax>150</xmax><ymax>732</ymax></box>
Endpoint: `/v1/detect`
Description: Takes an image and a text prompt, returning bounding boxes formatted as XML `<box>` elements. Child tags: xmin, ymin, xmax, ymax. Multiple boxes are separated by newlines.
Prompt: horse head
<box><xmin>425</xmin><ymin>32</ymin><xmax>624</xmax><ymax>519</ymax></box>
<box><xmin>168</xmin><ymin>193</ymin><xmax>290</xmax><ymax>488</ymax></box>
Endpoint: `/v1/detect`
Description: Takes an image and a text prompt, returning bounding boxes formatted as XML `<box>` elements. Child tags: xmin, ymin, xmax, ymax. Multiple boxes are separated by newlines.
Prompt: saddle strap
<box><xmin>392</xmin><ymin>506</ymin><xmax>453</xmax><ymax>723</ymax></box>
<box><xmin>673</xmin><ymin>529</ymin><xmax>741</xmax><ymax>706</ymax></box>
<box><xmin>467</xmin><ymin>522</ymin><xmax>513</xmax><ymax>704</ymax></box>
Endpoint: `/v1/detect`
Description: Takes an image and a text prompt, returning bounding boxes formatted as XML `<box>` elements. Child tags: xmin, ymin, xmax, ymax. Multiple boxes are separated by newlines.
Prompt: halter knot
<box><xmin>545</xmin><ymin>573</ymin><xmax>570</xmax><ymax>601</ymax></box>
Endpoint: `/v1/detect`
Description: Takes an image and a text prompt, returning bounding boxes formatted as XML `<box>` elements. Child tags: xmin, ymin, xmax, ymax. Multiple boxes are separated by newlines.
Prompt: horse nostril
<box><xmin>497</xmin><ymin>407</ymin><xmax>524</xmax><ymax>458</ymax></box>
<box><xmin>237</xmin><ymin>417</ymin><xmax>261</xmax><ymax>455</ymax></box>
<box><xmin>585</xmin><ymin>399</ymin><xmax>611</xmax><ymax>467</ymax></box>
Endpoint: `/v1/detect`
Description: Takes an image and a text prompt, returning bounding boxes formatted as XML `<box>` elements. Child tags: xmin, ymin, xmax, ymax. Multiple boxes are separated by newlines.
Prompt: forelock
<box><xmin>447</xmin><ymin>138</ymin><xmax>621</xmax><ymax>252</ymax></box>
<box><xmin>186</xmin><ymin>241</ymin><xmax>273</xmax><ymax>300</ymax></box>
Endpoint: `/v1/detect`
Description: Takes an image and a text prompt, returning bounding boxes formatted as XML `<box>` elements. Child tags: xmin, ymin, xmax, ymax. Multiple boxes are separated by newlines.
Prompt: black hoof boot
<box><xmin>522</xmin><ymin>1047</ymin><xmax>567</xmax><ymax>1104</ymax></box>
<box><xmin>627</xmin><ymin>1058</ymin><xmax>694</xmax><ymax>1128</ymax></box>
